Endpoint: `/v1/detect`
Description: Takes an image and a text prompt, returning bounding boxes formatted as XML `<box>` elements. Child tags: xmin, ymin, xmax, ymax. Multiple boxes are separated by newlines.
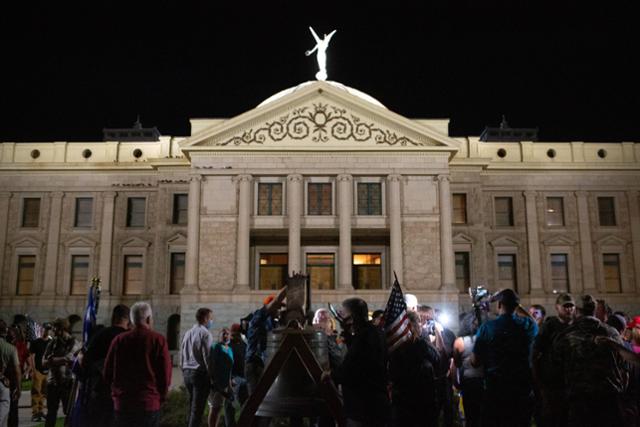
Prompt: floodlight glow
<box><xmin>438</xmin><ymin>311</ymin><xmax>452</xmax><ymax>327</ymax></box>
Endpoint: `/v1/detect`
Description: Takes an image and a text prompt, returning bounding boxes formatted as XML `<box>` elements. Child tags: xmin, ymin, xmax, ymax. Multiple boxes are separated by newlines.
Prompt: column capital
<box><xmin>102</xmin><ymin>191</ymin><xmax>117</xmax><ymax>200</ymax></box>
<box><xmin>50</xmin><ymin>191</ymin><xmax>65</xmax><ymax>199</ymax></box>
<box><xmin>336</xmin><ymin>174</ymin><xmax>353</xmax><ymax>182</ymax></box>
<box><xmin>523</xmin><ymin>190</ymin><xmax>538</xmax><ymax>199</ymax></box>
<box><xmin>575</xmin><ymin>190</ymin><xmax>589</xmax><ymax>199</ymax></box>
<box><xmin>436</xmin><ymin>174</ymin><xmax>451</xmax><ymax>184</ymax></box>
<box><xmin>626</xmin><ymin>189</ymin><xmax>640</xmax><ymax>198</ymax></box>
<box><xmin>189</xmin><ymin>174</ymin><xmax>203</xmax><ymax>183</ymax></box>
<box><xmin>287</xmin><ymin>174</ymin><xmax>303</xmax><ymax>183</ymax></box>
<box><xmin>387</xmin><ymin>174</ymin><xmax>402</xmax><ymax>183</ymax></box>
<box><xmin>233</xmin><ymin>174</ymin><xmax>253</xmax><ymax>183</ymax></box>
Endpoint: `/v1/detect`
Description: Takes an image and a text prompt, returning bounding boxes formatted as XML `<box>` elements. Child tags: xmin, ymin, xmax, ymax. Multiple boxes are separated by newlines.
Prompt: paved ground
<box><xmin>17</xmin><ymin>367</ymin><xmax>185</xmax><ymax>426</ymax></box>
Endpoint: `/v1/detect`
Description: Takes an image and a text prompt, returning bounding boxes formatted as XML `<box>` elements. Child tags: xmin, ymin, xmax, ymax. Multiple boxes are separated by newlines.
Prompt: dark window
<box><xmin>170</xmin><ymin>252</ymin><xmax>185</xmax><ymax>294</ymax></box>
<box><xmin>452</xmin><ymin>194</ymin><xmax>467</xmax><ymax>224</ymax></box>
<box><xmin>308</xmin><ymin>183</ymin><xmax>332</xmax><ymax>215</ymax></box>
<box><xmin>127</xmin><ymin>197</ymin><xmax>146</xmax><ymax>227</ymax></box>
<box><xmin>455</xmin><ymin>252</ymin><xmax>470</xmax><ymax>292</ymax></box>
<box><xmin>352</xmin><ymin>253</ymin><xmax>382</xmax><ymax>290</ymax></box>
<box><xmin>70</xmin><ymin>255</ymin><xmax>90</xmax><ymax>295</ymax></box>
<box><xmin>598</xmin><ymin>197</ymin><xmax>616</xmax><ymax>226</ymax></box>
<box><xmin>307</xmin><ymin>253</ymin><xmax>335</xmax><ymax>290</ymax></box>
<box><xmin>17</xmin><ymin>255</ymin><xmax>36</xmax><ymax>295</ymax></box>
<box><xmin>123</xmin><ymin>255</ymin><xmax>144</xmax><ymax>295</ymax></box>
<box><xmin>495</xmin><ymin>197</ymin><xmax>514</xmax><ymax>226</ymax></box>
<box><xmin>74</xmin><ymin>198</ymin><xmax>93</xmax><ymax>228</ymax></box>
<box><xmin>603</xmin><ymin>254</ymin><xmax>621</xmax><ymax>293</ymax></box>
<box><xmin>172</xmin><ymin>194</ymin><xmax>188</xmax><ymax>225</ymax></box>
<box><xmin>257</xmin><ymin>183</ymin><xmax>283</xmax><ymax>216</ymax></box>
<box><xmin>497</xmin><ymin>254</ymin><xmax>517</xmax><ymax>290</ymax></box>
<box><xmin>546</xmin><ymin>197</ymin><xmax>564</xmax><ymax>226</ymax></box>
<box><xmin>167</xmin><ymin>314</ymin><xmax>181</xmax><ymax>351</ymax></box>
<box><xmin>357</xmin><ymin>183</ymin><xmax>382</xmax><ymax>215</ymax></box>
<box><xmin>22</xmin><ymin>198</ymin><xmax>40</xmax><ymax>227</ymax></box>
<box><xmin>550</xmin><ymin>254</ymin><xmax>569</xmax><ymax>292</ymax></box>
<box><xmin>259</xmin><ymin>253</ymin><xmax>288</xmax><ymax>290</ymax></box>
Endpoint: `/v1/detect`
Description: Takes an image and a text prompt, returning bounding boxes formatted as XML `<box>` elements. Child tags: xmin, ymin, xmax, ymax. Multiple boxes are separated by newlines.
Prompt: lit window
<box><xmin>123</xmin><ymin>255</ymin><xmax>144</xmax><ymax>295</ymax></box>
<box><xmin>74</xmin><ymin>198</ymin><xmax>93</xmax><ymax>228</ymax></box>
<box><xmin>257</xmin><ymin>183</ymin><xmax>283</xmax><ymax>215</ymax></box>
<box><xmin>308</xmin><ymin>183</ymin><xmax>332</xmax><ymax>215</ymax></box>
<box><xmin>259</xmin><ymin>253</ymin><xmax>288</xmax><ymax>290</ymax></box>
<box><xmin>550</xmin><ymin>254</ymin><xmax>569</xmax><ymax>292</ymax></box>
<box><xmin>452</xmin><ymin>194</ymin><xmax>467</xmax><ymax>224</ymax></box>
<box><xmin>17</xmin><ymin>255</ymin><xmax>36</xmax><ymax>295</ymax></box>
<box><xmin>455</xmin><ymin>252</ymin><xmax>470</xmax><ymax>292</ymax></box>
<box><xmin>22</xmin><ymin>198</ymin><xmax>40</xmax><ymax>227</ymax></box>
<box><xmin>127</xmin><ymin>198</ymin><xmax>146</xmax><ymax>227</ymax></box>
<box><xmin>546</xmin><ymin>197</ymin><xmax>564</xmax><ymax>226</ymax></box>
<box><xmin>172</xmin><ymin>194</ymin><xmax>188</xmax><ymax>225</ymax></box>
<box><xmin>170</xmin><ymin>252</ymin><xmax>185</xmax><ymax>294</ymax></box>
<box><xmin>603</xmin><ymin>253</ymin><xmax>621</xmax><ymax>293</ymax></box>
<box><xmin>70</xmin><ymin>255</ymin><xmax>90</xmax><ymax>295</ymax></box>
<box><xmin>357</xmin><ymin>183</ymin><xmax>382</xmax><ymax>215</ymax></box>
<box><xmin>307</xmin><ymin>253</ymin><xmax>335</xmax><ymax>290</ymax></box>
<box><xmin>352</xmin><ymin>253</ymin><xmax>382</xmax><ymax>289</ymax></box>
<box><xmin>495</xmin><ymin>197</ymin><xmax>514</xmax><ymax>226</ymax></box>
<box><xmin>598</xmin><ymin>197</ymin><xmax>616</xmax><ymax>226</ymax></box>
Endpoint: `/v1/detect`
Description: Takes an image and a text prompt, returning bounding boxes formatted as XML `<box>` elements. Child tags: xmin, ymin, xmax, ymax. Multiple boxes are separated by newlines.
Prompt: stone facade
<box><xmin>1</xmin><ymin>80</ymin><xmax>639</xmax><ymax>339</ymax></box>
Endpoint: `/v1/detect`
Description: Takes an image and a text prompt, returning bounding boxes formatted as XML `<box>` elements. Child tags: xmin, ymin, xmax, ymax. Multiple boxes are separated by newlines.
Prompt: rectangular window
<box><xmin>495</xmin><ymin>197</ymin><xmax>514</xmax><ymax>226</ymax></box>
<box><xmin>603</xmin><ymin>253</ymin><xmax>621</xmax><ymax>293</ymax></box>
<box><xmin>550</xmin><ymin>253</ymin><xmax>569</xmax><ymax>292</ymax></box>
<box><xmin>123</xmin><ymin>255</ymin><xmax>144</xmax><ymax>295</ymax></box>
<box><xmin>497</xmin><ymin>254</ymin><xmax>517</xmax><ymax>290</ymax></box>
<box><xmin>70</xmin><ymin>255</ymin><xmax>90</xmax><ymax>295</ymax></box>
<box><xmin>352</xmin><ymin>253</ymin><xmax>382</xmax><ymax>290</ymax></box>
<box><xmin>257</xmin><ymin>183</ymin><xmax>283</xmax><ymax>216</ymax></box>
<box><xmin>307</xmin><ymin>183</ymin><xmax>332</xmax><ymax>215</ymax></box>
<box><xmin>22</xmin><ymin>198</ymin><xmax>41</xmax><ymax>227</ymax></box>
<box><xmin>172</xmin><ymin>194</ymin><xmax>188</xmax><ymax>225</ymax></box>
<box><xmin>452</xmin><ymin>194</ymin><xmax>467</xmax><ymax>224</ymax></box>
<box><xmin>126</xmin><ymin>197</ymin><xmax>146</xmax><ymax>227</ymax></box>
<box><xmin>455</xmin><ymin>252</ymin><xmax>470</xmax><ymax>292</ymax></box>
<box><xmin>259</xmin><ymin>253</ymin><xmax>288</xmax><ymax>290</ymax></box>
<box><xmin>307</xmin><ymin>253</ymin><xmax>335</xmax><ymax>290</ymax></box>
<box><xmin>357</xmin><ymin>183</ymin><xmax>382</xmax><ymax>215</ymax></box>
<box><xmin>546</xmin><ymin>197</ymin><xmax>565</xmax><ymax>227</ymax></box>
<box><xmin>17</xmin><ymin>255</ymin><xmax>36</xmax><ymax>295</ymax></box>
<box><xmin>170</xmin><ymin>252</ymin><xmax>185</xmax><ymax>294</ymax></box>
<box><xmin>74</xmin><ymin>198</ymin><xmax>93</xmax><ymax>228</ymax></box>
<box><xmin>598</xmin><ymin>197</ymin><xmax>616</xmax><ymax>226</ymax></box>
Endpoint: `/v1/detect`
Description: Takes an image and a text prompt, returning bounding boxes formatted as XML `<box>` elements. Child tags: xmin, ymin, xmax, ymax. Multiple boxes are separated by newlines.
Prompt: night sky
<box><xmin>0</xmin><ymin>2</ymin><xmax>638</xmax><ymax>142</ymax></box>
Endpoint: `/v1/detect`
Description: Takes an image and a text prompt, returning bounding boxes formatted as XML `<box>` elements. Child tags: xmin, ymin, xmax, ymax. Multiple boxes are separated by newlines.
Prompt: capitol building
<box><xmin>1</xmin><ymin>79</ymin><xmax>639</xmax><ymax>346</ymax></box>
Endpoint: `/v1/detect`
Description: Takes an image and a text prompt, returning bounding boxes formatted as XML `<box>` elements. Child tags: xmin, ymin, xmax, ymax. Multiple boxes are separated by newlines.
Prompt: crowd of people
<box><xmin>1</xmin><ymin>287</ymin><xmax>640</xmax><ymax>427</ymax></box>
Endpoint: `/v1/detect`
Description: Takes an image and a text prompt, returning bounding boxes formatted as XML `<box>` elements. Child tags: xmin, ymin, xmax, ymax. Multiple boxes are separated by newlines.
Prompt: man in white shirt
<box><xmin>181</xmin><ymin>308</ymin><xmax>214</xmax><ymax>427</ymax></box>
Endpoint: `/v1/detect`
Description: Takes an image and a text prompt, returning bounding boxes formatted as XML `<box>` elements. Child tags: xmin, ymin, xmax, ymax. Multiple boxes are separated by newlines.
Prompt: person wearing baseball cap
<box><xmin>551</xmin><ymin>294</ymin><xmax>626</xmax><ymax>426</ymax></box>
<box><xmin>471</xmin><ymin>288</ymin><xmax>538</xmax><ymax>427</ymax></box>
<box><xmin>532</xmin><ymin>293</ymin><xmax>576</xmax><ymax>426</ymax></box>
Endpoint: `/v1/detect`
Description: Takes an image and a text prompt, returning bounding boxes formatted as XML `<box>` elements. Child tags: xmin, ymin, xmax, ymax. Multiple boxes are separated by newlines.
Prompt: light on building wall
<box><xmin>260</xmin><ymin>258</ymin><xmax>268</xmax><ymax>265</ymax></box>
<box><xmin>547</xmin><ymin>208</ymin><xmax>555</xmax><ymax>213</ymax></box>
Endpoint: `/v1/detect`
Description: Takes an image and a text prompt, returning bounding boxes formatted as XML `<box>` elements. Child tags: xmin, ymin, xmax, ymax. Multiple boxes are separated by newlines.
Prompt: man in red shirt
<box><xmin>104</xmin><ymin>302</ymin><xmax>172</xmax><ymax>427</ymax></box>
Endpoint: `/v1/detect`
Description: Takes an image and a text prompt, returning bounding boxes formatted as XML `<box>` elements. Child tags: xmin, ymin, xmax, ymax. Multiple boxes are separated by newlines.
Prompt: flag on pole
<box><xmin>383</xmin><ymin>272</ymin><xmax>412</xmax><ymax>352</ymax></box>
<box><xmin>81</xmin><ymin>278</ymin><xmax>101</xmax><ymax>348</ymax></box>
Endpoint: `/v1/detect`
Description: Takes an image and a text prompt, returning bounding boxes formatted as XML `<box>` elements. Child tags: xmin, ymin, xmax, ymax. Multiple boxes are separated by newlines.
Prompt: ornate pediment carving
<box><xmin>210</xmin><ymin>103</ymin><xmax>431</xmax><ymax>147</ymax></box>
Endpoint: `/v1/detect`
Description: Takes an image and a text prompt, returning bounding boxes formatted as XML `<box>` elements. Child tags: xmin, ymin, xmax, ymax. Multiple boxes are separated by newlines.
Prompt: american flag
<box><xmin>383</xmin><ymin>274</ymin><xmax>412</xmax><ymax>352</ymax></box>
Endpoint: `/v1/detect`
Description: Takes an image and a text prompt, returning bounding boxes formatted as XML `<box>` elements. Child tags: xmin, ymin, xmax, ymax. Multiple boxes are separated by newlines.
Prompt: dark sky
<box><xmin>0</xmin><ymin>2</ymin><xmax>638</xmax><ymax>142</ymax></box>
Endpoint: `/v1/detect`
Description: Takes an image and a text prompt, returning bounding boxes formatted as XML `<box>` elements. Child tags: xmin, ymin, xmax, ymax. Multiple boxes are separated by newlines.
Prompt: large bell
<box><xmin>255</xmin><ymin>327</ymin><xmax>331</xmax><ymax>418</ymax></box>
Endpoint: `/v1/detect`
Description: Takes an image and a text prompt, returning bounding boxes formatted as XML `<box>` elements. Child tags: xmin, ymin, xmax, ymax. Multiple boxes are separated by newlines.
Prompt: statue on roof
<box><xmin>305</xmin><ymin>27</ymin><xmax>336</xmax><ymax>81</ymax></box>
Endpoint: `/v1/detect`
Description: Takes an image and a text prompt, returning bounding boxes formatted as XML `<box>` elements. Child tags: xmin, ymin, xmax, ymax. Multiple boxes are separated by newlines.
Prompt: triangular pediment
<box><xmin>64</xmin><ymin>236</ymin><xmax>97</xmax><ymax>248</ymax></box>
<box><xmin>489</xmin><ymin>235</ymin><xmax>521</xmax><ymax>248</ymax></box>
<box><xmin>542</xmin><ymin>235</ymin><xmax>576</xmax><ymax>246</ymax></box>
<box><xmin>167</xmin><ymin>232</ymin><xmax>187</xmax><ymax>246</ymax></box>
<box><xmin>121</xmin><ymin>236</ymin><xmax>151</xmax><ymax>248</ymax></box>
<box><xmin>181</xmin><ymin>81</ymin><xmax>459</xmax><ymax>155</ymax></box>
<box><xmin>10</xmin><ymin>236</ymin><xmax>43</xmax><ymax>248</ymax></box>
<box><xmin>453</xmin><ymin>233</ymin><xmax>474</xmax><ymax>245</ymax></box>
<box><xmin>596</xmin><ymin>235</ymin><xmax>628</xmax><ymax>247</ymax></box>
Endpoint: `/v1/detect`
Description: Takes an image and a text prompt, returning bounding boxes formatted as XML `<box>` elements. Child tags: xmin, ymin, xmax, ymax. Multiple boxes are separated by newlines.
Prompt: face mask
<box><xmin>206</xmin><ymin>320</ymin><xmax>214</xmax><ymax>329</ymax></box>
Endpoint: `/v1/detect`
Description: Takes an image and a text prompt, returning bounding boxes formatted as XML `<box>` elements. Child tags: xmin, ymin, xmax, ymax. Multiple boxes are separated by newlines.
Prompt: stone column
<box><xmin>287</xmin><ymin>174</ymin><xmax>303</xmax><ymax>275</ymax></box>
<box><xmin>387</xmin><ymin>174</ymin><xmax>404</xmax><ymax>284</ymax></box>
<box><xmin>184</xmin><ymin>175</ymin><xmax>202</xmax><ymax>292</ymax></box>
<box><xmin>438</xmin><ymin>175</ymin><xmax>456</xmax><ymax>290</ymax></box>
<box><xmin>0</xmin><ymin>192</ymin><xmax>11</xmax><ymax>296</ymax></box>
<box><xmin>524</xmin><ymin>191</ymin><xmax>544</xmax><ymax>294</ymax></box>
<box><xmin>627</xmin><ymin>190</ymin><xmax>640</xmax><ymax>292</ymax></box>
<box><xmin>337</xmin><ymin>174</ymin><xmax>353</xmax><ymax>289</ymax></box>
<box><xmin>576</xmin><ymin>191</ymin><xmax>596</xmax><ymax>292</ymax></box>
<box><xmin>99</xmin><ymin>192</ymin><xmax>117</xmax><ymax>295</ymax></box>
<box><xmin>235</xmin><ymin>174</ymin><xmax>252</xmax><ymax>291</ymax></box>
<box><xmin>43</xmin><ymin>192</ymin><xmax>64</xmax><ymax>295</ymax></box>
